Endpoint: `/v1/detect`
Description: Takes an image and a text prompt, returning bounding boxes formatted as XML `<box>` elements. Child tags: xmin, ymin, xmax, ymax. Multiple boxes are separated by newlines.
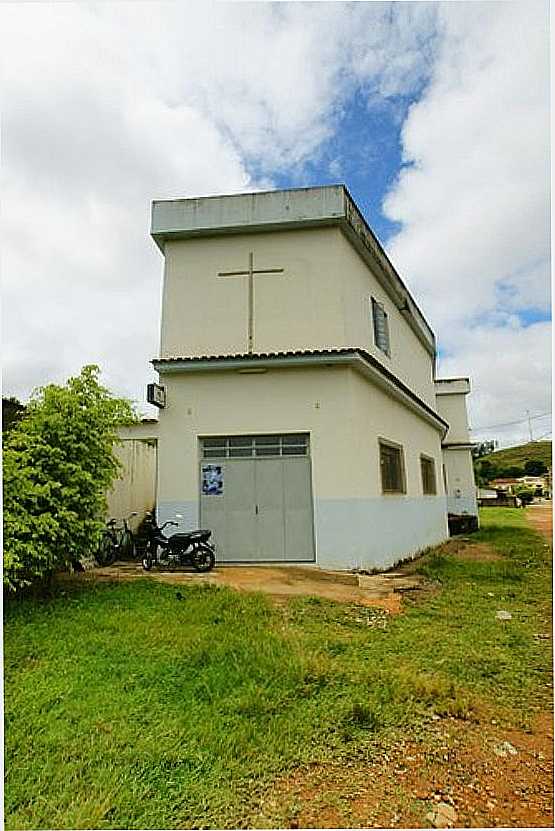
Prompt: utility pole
<box><xmin>526</xmin><ymin>410</ymin><xmax>533</xmax><ymax>442</ymax></box>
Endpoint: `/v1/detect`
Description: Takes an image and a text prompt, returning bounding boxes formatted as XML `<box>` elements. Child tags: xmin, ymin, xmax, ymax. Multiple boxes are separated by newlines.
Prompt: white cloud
<box><xmin>1</xmin><ymin>0</ymin><xmax>550</xmax><ymax>450</ymax></box>
<box><xmin>0</xmin><ymin>1</ymin><xmax>437</xmax><ymax>410</ymax></box>
<box><xmin>438</xmin><ymin>320</ymin><xmax>551</xmax><ymax>448</ymax></box>
<box><xmin>383</xmin><ymin>0</ymin><xmax>551</xmax><ymax>444</ymax></box>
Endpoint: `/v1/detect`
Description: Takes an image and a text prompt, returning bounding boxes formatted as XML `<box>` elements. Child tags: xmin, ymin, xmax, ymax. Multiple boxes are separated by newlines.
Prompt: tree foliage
<box><xmin>523</xmin><ymin>459</ymin><xmax>548</xmax><ymax>476</ymax></box>
<box><xmin>514</xmin><ymin>484</ymin><xmax>535</xmax><ymax>505</ymax></box>
<box><xmin>2</xmin><ymin>396</ymin><xmax>26</xmax><ymax>433</ymax></box>
<box><xmin>3</xmin><ymin>366</ymin><xmax>136</xmax><ymax>592</ymax></box>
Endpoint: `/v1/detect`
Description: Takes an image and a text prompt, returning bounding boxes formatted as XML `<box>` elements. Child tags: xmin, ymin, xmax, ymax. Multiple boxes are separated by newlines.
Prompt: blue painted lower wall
<box><xmin>157</xmin><ymin>495</ymin><xmax>449</xmax><ymax>571</ymax></box>
<box><xmin>314</xmin><ymin>496</ymin><xmax>449</xmax><ymax>570</ymax></box>
<box><xmin>446</xmin><ymin>495</ymin><xmax>478</xmax><ymax>517</ymax></box>
<box><xmin>156</xmin><ymin>500</ymin><xmax>198</xmax><ymax>532</ymax></box>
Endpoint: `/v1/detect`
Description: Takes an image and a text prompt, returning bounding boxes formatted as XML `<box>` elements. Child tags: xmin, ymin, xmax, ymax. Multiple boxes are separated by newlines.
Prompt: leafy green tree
<box><xmin>2</xmin><ymin>396</ymin><xmax>25</xmax><ymax>432</ymax></box>
<box><xmin>474</xmin><ymin>458</ymin><xmax>499</xmax><ymax>486</ymax></box>
<box><xmin>500</xmin><ymin>465</ymin><xmax>525</xmax><ymax>478</ymax></box>
<box><xmin>524</xmin><ymin>459</ymin><xmax>548</xmax><ymax>476</ymax></box>
<box><xmin>3</xmin><ymin>366</ymin><xmax>136</xmax><ymax>592</ymax></box>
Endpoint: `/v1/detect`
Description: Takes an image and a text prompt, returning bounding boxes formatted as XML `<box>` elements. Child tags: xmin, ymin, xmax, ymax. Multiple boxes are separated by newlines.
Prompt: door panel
<box><xmin>200</xmin><ymin>443</ymin><xmax>315</xmax><ymax>563</ymax></box>
<box><xmin>225</xmin><ymin>460</ymin><xmax>257</xmax><ymax>561</ymax></box>
<box><xmin>283</xmin><ymin>458</ymin><xmax>315</xmax><ymax>561</ymax></box>
<box><xmin>200</xmin><ymin>459</ymin><xmax>257</xmax><ymax>562</ymax></box>
<box><xmin>254</xmin><ymin>459</ymin><xmax>285</xmax><ymax>560</ymax></box>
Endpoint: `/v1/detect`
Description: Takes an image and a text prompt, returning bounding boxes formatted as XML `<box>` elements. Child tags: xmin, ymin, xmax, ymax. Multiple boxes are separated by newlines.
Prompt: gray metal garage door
<box><xmin>199</xmin><ymin>434</ymin><xmax>315</xmax><ymax>563</ymax></box>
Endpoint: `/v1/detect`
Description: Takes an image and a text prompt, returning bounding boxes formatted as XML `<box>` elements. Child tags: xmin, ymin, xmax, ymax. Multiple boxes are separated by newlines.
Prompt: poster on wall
<box><xmin>202</xmin><ymin>464</ymin><xmax>224</xmax><ymax>496</ymax></box>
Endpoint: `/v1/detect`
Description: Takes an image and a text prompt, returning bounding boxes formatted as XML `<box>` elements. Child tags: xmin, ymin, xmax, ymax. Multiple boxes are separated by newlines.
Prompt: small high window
<box><xmin>379</xmin><ymin>440</ymin><xmax>406</xmax><ymax>494</ymax></box>
<box><xmin>421</xmin><ymin>455</ymin><xmax>437</xmax><ymax>495</ymax></box>
<box><xmin>371</xmin><ymin>297</ymin><xmax>390</xmax><ymax>357</ymax></box>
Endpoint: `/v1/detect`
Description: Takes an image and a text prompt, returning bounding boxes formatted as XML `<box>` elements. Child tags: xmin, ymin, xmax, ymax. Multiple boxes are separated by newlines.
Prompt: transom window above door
<box><xmin>201</xmin><ymin>434</ymin><xmax>309</xmax><ymax>458</ymax></box>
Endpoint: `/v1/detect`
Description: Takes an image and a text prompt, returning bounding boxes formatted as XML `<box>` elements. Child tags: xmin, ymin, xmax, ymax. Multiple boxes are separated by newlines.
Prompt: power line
<box><xmin>470</xmin><ymin>411</ymin><xmax>551</xmax><ymax>432</ymax></box>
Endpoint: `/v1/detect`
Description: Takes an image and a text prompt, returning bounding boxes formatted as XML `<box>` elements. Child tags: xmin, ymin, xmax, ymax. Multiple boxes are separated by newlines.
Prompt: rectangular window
<box><xmin>421</xmin><ymin>455</ymin><xmax>437</xmax><ymax>495</ymax></box>
<box><xmin>379</xmin><ymin>440</ymin><xmax>406</xmax><ymax>494</ymax></box>
<box><xmin>201</xmin><ymin>434</ymin><xmax>309</xmax><ymax>458</ymax></box>
<box><xmin>371</xmin><ymin>297</ymin><xmax>390</xmax><ymax>356</ymax></box>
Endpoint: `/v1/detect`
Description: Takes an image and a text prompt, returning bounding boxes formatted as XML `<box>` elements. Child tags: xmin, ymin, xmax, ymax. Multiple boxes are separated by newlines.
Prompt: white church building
<box><xmin>146</xmin><ymin>185</ymin><xmax>477</xmax><ymax>571</ymax></box>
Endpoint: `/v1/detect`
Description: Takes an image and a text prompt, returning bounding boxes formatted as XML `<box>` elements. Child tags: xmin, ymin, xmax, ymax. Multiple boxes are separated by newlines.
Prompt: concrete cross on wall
<box><xmin>217</xmin><ymin>252</ymin><xmax>284</xmax><ymax>354</ymax></box>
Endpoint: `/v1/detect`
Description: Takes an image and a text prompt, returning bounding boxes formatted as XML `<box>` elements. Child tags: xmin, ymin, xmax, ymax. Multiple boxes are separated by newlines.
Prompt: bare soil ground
<box><xmin>249</xmin><ymin>711</ymin><xmax>554</xmax><ymax>829</ymax></box>
<box><xmin>86</xmin><ymin>561</ymin><xmax>406</xmax><ymax>611</ymax></box>
<box><xmin>526</xmin><ymin>501</ymin><xmax>553</xmax><ymax>541</ymax></box>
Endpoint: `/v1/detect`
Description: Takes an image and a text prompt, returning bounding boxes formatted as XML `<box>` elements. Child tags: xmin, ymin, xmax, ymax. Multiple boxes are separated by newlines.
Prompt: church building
<box><xmin>147</xmin><ymin>185</ymin><xmax>477</xmax><ymax>570</ymax></box>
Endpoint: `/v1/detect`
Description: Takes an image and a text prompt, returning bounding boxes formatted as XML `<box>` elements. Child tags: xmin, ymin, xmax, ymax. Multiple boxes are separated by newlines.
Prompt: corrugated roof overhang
<box><xmin>152</xmin><ymin>348</ymin><xmax>449</xmax><ymax>435</ymax></box>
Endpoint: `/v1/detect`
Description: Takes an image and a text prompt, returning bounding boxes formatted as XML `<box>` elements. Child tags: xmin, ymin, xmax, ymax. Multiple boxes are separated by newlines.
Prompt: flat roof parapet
<box><xmin>435</xmin><ymin>378</ymin><xmax>471</xmax><ymax>395</ymax></box>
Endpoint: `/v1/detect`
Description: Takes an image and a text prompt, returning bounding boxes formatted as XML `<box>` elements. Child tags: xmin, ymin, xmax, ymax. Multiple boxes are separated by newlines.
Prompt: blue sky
<box><xmin>271</xmin><ymin>88</ymin><xmax>407</xmax><ymax>244</ymax></box>
<box><xmin>2</xmin><ymin>1</ymin><xmax>551</xmax><ymax>447</ymax></box>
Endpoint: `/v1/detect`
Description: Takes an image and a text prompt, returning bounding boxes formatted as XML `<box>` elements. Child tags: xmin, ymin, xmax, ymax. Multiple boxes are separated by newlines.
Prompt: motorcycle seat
<box><xmin>171</xmin><ymin>529</ymin><xmax>211</xmax><ymax>542</ymax></box>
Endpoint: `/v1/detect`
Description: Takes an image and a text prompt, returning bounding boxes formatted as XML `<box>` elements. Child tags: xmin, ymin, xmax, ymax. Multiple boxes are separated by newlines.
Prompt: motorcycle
<box><xmin>141</xmin><ymin>512</ymin><xmax>216</xmax><ymax>573</ymax></box>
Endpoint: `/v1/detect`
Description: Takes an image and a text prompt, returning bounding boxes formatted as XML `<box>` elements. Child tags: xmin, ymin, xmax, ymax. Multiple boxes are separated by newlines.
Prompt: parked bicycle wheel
<box><xmin>96</xmin><ymin>532</ymin><xmax>116</xmax><ymax>566</ymax></box>
<box><xmin>119</xmin><ymin>528</ymin><xmax>136</xmax><ymax>560</ymax></box>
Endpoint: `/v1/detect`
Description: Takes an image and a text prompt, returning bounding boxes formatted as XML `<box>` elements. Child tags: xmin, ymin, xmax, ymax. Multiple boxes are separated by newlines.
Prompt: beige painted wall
<box><xmin>156</xmin><ymin>365</ymin><xmax>352</xmax><ymax>504</ymax></box>
<box><xmin>336</xmin><ymin>233</ymin><xmax>436</xmax><ymax>407</ymax></box>
<box><xmin>155</xmin><ymin>364</ymin><xmax>448</xmax><ymax>567</ymax></box>
<box><xmin>156</xmin><ymin>365</ymin><xmax>444</xmax><ymax>504</ymax></box>
<box><xmin>160</xmin><ymin>226</ymin><xmax>436</xmax><ymax>408</ymax></box>
<box><xmin>348</xmin><ymin>369</ymin><xmax>445</xmax><ymax>498</ymax></box>
<box><xmin>435</xmin><ymin>393</ymin><xmax>471</xmax><ymax>444</ymax></box>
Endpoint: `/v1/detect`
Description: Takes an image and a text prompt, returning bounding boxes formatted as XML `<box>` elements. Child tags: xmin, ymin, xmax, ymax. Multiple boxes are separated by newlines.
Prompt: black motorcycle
<box><xmin>141</xmin><ymin>513</ymin><xmax>216</xmax><ymax>573</ymax></box>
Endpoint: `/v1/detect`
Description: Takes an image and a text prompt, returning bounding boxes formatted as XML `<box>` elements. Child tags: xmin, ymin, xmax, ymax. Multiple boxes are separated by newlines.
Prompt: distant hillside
<box><xmin>483</xmin><ymin>441</ymin><xmax>552</xmax><ymax>470</ymax></box>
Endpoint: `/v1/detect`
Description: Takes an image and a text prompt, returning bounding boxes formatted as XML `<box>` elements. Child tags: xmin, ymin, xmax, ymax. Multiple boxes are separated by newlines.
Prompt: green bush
<box><xmin>514</xmin><ymin>484</ymin><xmax>535</xmax><ymax>505</ymax></box>
<box><xmin>3</xmin><ymin>366</ymin><xmax>135</xmax><ymax>592</ymax></box>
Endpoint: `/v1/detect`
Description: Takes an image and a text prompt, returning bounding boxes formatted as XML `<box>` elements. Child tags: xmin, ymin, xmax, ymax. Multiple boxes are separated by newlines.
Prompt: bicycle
<box><xmin>96</xmin><ymin>512</ymin><xmax>138</xmax><ymax>566</ymax></box>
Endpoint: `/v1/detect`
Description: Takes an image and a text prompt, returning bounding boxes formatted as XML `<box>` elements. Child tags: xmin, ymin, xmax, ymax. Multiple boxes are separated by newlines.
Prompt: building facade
<box><xmin>148</xmin><ymin>185</ymin><xmax>477</xmax><ymax>570</ymax></box>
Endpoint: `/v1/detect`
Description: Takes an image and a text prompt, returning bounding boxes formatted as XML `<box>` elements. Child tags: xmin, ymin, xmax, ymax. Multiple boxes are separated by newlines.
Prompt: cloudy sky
<box><xmin>2</xmin><ymin>1</ymin><xmax>551</xmax><ymax>448</ymax></box>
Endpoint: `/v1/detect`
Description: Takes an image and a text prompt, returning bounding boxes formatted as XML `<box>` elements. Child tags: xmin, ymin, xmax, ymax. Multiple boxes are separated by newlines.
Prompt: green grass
<box><xmin>4</xmin><ymin>508</ymin><xmax>552</xmax><ymax>829</ymax></box>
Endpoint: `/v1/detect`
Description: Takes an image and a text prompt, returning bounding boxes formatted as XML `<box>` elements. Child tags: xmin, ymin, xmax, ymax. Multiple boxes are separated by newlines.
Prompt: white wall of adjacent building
<box><xmin>435</xmin><ymin>380</ymin><xmax>478</xmax><ymax>517</ymax></box>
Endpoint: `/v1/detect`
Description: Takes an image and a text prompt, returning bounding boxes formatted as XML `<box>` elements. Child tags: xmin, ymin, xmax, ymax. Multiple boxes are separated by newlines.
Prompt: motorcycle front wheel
<box><xmin>192</xmin><ymin>544</ymin><xmax>215</xmax><ymax>573</ymax></box>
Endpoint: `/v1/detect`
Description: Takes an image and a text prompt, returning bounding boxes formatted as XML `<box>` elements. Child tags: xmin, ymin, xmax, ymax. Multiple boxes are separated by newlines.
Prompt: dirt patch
<box><xmin>250</xmin><ymin>712</ymin><xmax>554</xmax><ymax>829</ymax></box>
<box><xmin>73</xmin><ymin>562</ymin><xmax>406</xmax><ymax>611</ymax></box>
<box><xmin>526</xmin><ymin>503</ymin><xmax>553</xmax><ymax>542</ymax></box>
<box><xmin>452</xmin><ymin>542</ymin><xmax>502</xmax><ymax>562</ymax></box>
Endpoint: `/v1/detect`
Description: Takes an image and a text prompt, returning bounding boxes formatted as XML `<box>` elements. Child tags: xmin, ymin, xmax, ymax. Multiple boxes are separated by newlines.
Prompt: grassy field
<box><xmin>4</xmin><ymin>509</ymin><xmax>552</xmax><ymax>830</ymax></box>
<box><xmin>481</xmin><ymin>440</ymin><xmax>551</xmax><ymax>470</ymax></box>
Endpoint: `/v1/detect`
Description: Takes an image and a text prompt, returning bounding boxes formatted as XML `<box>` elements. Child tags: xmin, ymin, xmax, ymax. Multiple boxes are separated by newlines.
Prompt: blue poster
<box><xmin>202</xmin><ymin>464</ymin><xmax>223</xmax><ymax>496</ymax></box>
